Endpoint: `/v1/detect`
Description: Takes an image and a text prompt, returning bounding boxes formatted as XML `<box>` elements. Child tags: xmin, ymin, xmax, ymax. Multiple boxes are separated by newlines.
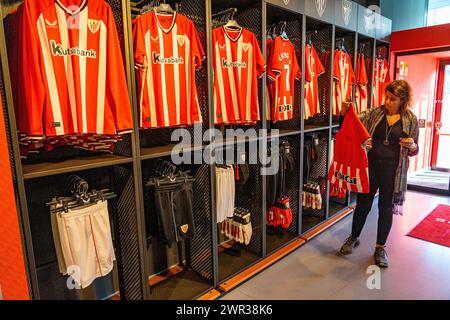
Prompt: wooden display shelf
<box><xmin>148</xmin><ymin>265</ymin><xmax>185</xmax><ymax>287</ymax></box>
<box><xmin>140</xmin><ymin>143</ymin><xmax>204</xmax><ymax>161</ymax></box>
<box><xmin>22</xmin><ymin>154</ymin><xmax>132</xmax><ymax>179</ymax></box>
<box><xmin>217</xmin><ymin>238</ymin><xmax>306</xmax><ymax>293</ymax></box>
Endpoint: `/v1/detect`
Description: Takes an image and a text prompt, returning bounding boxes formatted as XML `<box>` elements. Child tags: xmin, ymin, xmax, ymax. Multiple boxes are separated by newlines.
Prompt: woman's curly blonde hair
<box><xmin>384</xmin><ymin>80</ymin><xmax>413</xmax><ymax>113</ymax></box>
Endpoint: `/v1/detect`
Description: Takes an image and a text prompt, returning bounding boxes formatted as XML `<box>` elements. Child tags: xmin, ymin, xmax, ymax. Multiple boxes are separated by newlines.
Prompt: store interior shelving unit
<box><xmin>0</xmin><ymin>0</ymin><xmax>391</xmax><ymax>300</ymax></box>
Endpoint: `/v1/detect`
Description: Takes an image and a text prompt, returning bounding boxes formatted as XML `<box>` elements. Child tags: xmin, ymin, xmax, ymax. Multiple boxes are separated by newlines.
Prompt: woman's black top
<box><xmin>369</xmin><ymin>116</ymin><xmax>404</xmax><ymax>161</ymax></box>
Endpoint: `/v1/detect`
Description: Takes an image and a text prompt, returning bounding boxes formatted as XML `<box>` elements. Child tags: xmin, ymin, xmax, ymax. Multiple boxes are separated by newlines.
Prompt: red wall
<box><xmin>395</xmin><ymin>55</ymin><xmax>438</xmax><ymax>173</ymax></box>
<box><xmin>391</xmin><ymin>23</ymin><xmax>450</xmax><ymax>53</ymax></box>
<box><xmin>0</xmin><ymin>98</ymin><xmax>30</xmax><ymax>300</ymax></box>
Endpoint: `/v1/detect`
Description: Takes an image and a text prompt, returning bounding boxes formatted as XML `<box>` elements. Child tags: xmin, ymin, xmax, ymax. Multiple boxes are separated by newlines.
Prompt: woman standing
<box><xmin>339</xmin><ymin>80</ymin><xmax>419</xmax><ymax>268</ymax></box>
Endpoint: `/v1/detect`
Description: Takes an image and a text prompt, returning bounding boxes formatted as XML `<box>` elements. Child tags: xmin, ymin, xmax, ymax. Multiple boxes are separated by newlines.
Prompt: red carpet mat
<box><xmin>408</xmin><ymin>204</ymin><xmax>450</xmax><ymax>248</ymax></box>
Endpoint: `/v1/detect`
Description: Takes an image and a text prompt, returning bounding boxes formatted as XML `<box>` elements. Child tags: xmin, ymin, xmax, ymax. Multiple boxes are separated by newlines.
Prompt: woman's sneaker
<box><xmin>340</xmin><ymin>236</ymin><xmax>360</xmax><ymax>255</ymax></box>
<box><xmin>374</xmin><ymin>245</ymin><xmax>389</xmax><ymax>268</ymax></box>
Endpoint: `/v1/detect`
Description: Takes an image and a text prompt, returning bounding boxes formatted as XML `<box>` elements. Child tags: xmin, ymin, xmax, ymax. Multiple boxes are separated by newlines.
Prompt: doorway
<box><xmin>395</xmin><ymin>49</ymin><xmax>450</xmax><ymax>195</ymax></box>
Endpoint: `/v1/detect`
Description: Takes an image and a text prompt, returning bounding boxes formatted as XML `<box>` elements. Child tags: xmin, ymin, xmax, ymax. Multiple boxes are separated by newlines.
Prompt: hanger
<box><xmin>154</xmin><ymin>0</ymin><xmax>174</xmax><ymax>14</ymax></box>
<box><xmin>306</xmin><ymin>30</ymin><xmax>317</xmax><ymax>46</ymax></box>
<box><xmin>279</xmin><ymin>21</ymin><xmax>288</xmax><ymax>40</ymax></box>
<box><xmin>224</xmin><ymin>8</ymin><xmax>241</xmax><ymax>31</ymax></box>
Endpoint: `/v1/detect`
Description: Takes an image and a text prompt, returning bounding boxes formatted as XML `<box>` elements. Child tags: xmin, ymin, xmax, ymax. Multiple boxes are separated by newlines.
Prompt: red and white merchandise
<box><xmin>213</xmin><ymin>26</ymin><xmax>265</xmax><ymax>125</ymax></box>
<box><xmin>328</xmin><ymin>104</ymin><xmax>371</xmax><ymax>194</ymax></box>
<box><xmin>15</xmin><ymin>0</ymin><xmax>133</xmax><ymax>139</ymax></box>
<box><xmin>133</xmin><ymin>9</ymin><xmax>205</xmax><ymax>128</ymax></box>
<box><xmin>372</xmin><ymin>58</ymin><xmax>390</xmax><ymax>108</ymax></box>
<box><xmin>355</xmin><ymin>53</ymin><xmax>369</xmax><ymax>113</ymax></box>
<box><xmin>304</xmin><ymin>44</ymin><xmax>325</xmax><ymax>119</ymax></box>
<box><xmin>267</xmin><ymin>36</ymin><xmax>301</xmax><ymax>122</ymax></box>
<box><xmin>332</xmin><ymin>49</ymin><xmax>356</xmax><ymax>116</ymax></box>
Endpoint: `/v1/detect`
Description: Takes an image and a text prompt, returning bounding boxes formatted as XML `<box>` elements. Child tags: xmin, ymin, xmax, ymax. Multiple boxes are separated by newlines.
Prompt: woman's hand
<box><xmin>399</xmin><ymin>138</ymin><xmax>417</xmax><ymax>151</ymax></box>
<box><xmin>341</xmin><ymin>101</ymin><xmax>352</xmax><ymax>116</ymax></box>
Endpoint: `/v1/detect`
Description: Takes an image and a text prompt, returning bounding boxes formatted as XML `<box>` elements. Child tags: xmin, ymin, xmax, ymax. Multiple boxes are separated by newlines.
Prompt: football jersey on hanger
<box><xmin>373</xmin><ymin>58</ymin><xmax>390</xmax><ymax>108</ymax></box>
<box><xmin>267</xmin><ymin>36</ymin><xmax>301</xmax><ymax>122</ymax></box>
<box><xmin>133</xmin><ymin>9</ymin><xmax>205</xmax><ymax>128</ymax></box>
<box><xmin>355</xmin><ymin>53</ymin><xmax>369</xmax><ymax>113</ymax></box>
<box><xmin>332</xmin><ymin>49</ymin><xmax>356</xmax><ymax>116</ymax></box>
<box><xmin>18</xmin><ymin>0</ymin><xmax>133</xmax><ymax>138</ymax></box>
<box><xmin>266</xmin><ymin>37</ymin><xmax>273</xmax><ymax>121</ymax></box>
<box><xmin>213</xmin><ymin>26</ymin><xmax>265</xmax><ymax>125</ymax></box>
<box><xmin>328</xmin><ymin>105</ymin><xmax>371</xmax><ymax>194</ymax></box>
<box><xmin>304</xmin><ymin>44</ymin><xmax>325</xmax><ymax>119</ymax></box>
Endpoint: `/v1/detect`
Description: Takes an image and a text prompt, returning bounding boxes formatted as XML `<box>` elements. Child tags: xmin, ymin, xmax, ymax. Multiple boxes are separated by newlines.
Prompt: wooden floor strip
<box><xmin>196</xmin><ymin>289</ymin><xmax>222</xmax><ymax>300</ymax></box>
<box><xmin>301</xmin><ymin>207</ymin><xmax>354</xmax><ymax>241</ymax></box>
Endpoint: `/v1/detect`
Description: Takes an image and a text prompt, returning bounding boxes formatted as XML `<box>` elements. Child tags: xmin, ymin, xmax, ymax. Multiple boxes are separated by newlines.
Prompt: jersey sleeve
<box><xmin>189</xmin><ymin>21</ymin><xmax>205</xmax><ymax>70</ymax></box>
<box><xmin>19</xmin><ymin>1</ymin><xmax>46</xmax><ymax>138</ymax></box>
<box><xmin>267</xmin><ymin>39</ymin><xmax>281</xmax><ymax>81</ymax></box>
<box><xmin>304</xmin><ymin>48</ymin><xmax>311</xmax><ymax>83</ymax></box>
<box><xmin>293</xmin><ymin>47</ymin><xmax>301</xmax><ymax>81</ymax></box>
<box><xmin>384</xmin><ymin>60</ymin><xmax>391</xmax><ymax>83</ymax></box>
<box><xmin>349</xmin><ymin>55</ymin><xmax>356</xmax><ymax>84</ymax></box>
<box><xmin>315</xmin><ymin>48</ymin><xmax>325</xmax><ymax>78</ymax></box>
<box><xmin>253</xmin><ymin>34</ymin><xmax>265</xmax><ymax>78</ymax></box>
<box><xmin>359</xmin><ymin>56</ymin><xmax>369</xmax><ymax>85</ymax></box>
<box><xmin>106</xmin><ymin>6</ymin><xmax>133</xmax><ymax>134</ymax></box>
<box><xmin>345</xmin><ymin>106</ymin><xmax>371</xmax><ymax>145</ymax></box>
<box><xmin>132</xmin><ymin>15</ymin><xmax>147</xmax><ymax>70</ymax></box>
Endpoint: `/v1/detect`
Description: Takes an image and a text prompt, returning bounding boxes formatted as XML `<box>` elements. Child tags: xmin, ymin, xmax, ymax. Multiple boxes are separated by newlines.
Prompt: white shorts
<box><xmin>215</xmin><ymin>166</ymin><xmax>235</xmax><ymax>224</ymax></box>
<box><xmin>51</xmin><ymin>200</ymin><xmax>116</xmax><ymax>289</ymax></box>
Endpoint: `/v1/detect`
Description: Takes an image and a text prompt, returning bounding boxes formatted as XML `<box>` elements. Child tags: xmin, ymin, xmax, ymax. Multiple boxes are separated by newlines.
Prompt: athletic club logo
<box><xmin>45</xmin><ymin>19</ymin><xmax>57</xmax><ymax>28</ymax></box>
<box><xmin>283</xmin><ymin>0</ymin><xmax>290</xmax><ymax>5</ymax></box>
<box><xmin>151</xmin><ymin>36</ymin><xmax>159</xmax><ymax>42</ymax></box>
<box><xmin>180</xmin><ymin>224</ymin><xmax>189</xmax><ymax>234</ymax></box>
<box><xmin>342</xmin><ymin>0</ymin><xmax>352</xmax><ymax>26</ymax></box>
<box><xmin>242</xmin><ymin>43</ymin><xmax>250</xmax><ymax>53</ymax></box>
<box><xmin>315</xmin><ymin>0</ymin><xmax>327</xmax><ymax>17</ymax></box>
<box><xmin>177</xmin><ymin>35</ymin><xmax>186</xmax><ymax>47</ymax></box>
<box><xmin>88</xmin><ymin>19</ymin><xmax>100</xmax><ymax>34</ymax></box>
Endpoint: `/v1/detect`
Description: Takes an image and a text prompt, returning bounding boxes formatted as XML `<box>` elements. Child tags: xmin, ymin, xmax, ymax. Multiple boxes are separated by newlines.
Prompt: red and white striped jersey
<box><xmin>304</xmin><ymin>45</ymin><xmax>325</xmax><ymax>119</ymax></box>
<box><xmin>328</xmin><ymin>105</ymin><xmax>371</xmax><ymax>194</ymax></box>
<box><xmin>266</xmin><ymin>37</ymin><xmax>273</xmax><ymax>121</ymax></box>
<box><xmin>332</xmin><ymin>50</ymin><xmax>356</xmax><ymax>116</ymax></box>
<box><xmin>267</xmin><ymin>36</ymin><xmax>301</xmax><ymax>122</ymax></box>
<box><xmin>213</xmin><ymin>27</ymin><xmax>265</xmax><ymax>125</ymax></box>
<box><xmin>355</xmin><ymin>53</ymin><xmax>369</xmax><ymax>113</ymax></box>
<box><xmin>373</xmin><ymin>58</ymin><xmax>390</xmax><ymax>108</ymax></box>
<box><xmin>133</xmin><ymin>10</ymin><xmax>205</xmax><ymax>128</ymax></box>
<box><xmin>18</xmin><ymin>0</ymin><xmax>133</xmax><ymax>138</ymax></box>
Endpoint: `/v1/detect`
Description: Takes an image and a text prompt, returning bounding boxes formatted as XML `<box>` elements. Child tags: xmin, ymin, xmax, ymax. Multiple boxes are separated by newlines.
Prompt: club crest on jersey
<box><xmin>177</xmin><ymin>35</ymin><xmax>186</xmax><ymax>47</ymax></box>
<box><xmin>45</xmin><ymin>19</ymin><xmax>58</xmax><ymax>28</ymax></box>
<box><xmin>315</xmin><ymin>0</ymin><xmax>327</xmax><ymax>17</ymax></box>
<box><xmin>242</xmin><ymin>43</ymin><xmax>251</xmax><ymax>53</ymax></box>
<box><xmin>334</xmin><ymin>171</ymin><xmax>357</xmax><ymax>185</ymax></box>
<box><xmin>152</xmin><ymin>52</ymin><xmax>184</xmax><ymax>64</ymax></box>
<box><xmin>219</xmin><ymin>44</ymin><xmax>226</xmax><ymax>50</ymax></box>
<box><xmin>50</xmin><ymin>40</ymin><xmax>97</xmax><ymax>58</ymax></box>
<box><xmin>180</xmin><ymin>224</ymin><xmax>189</xmax><ymax>234</ymax></box>
<box><xmin>342</xmin><ymin>0</ymin><xmax>352</xmax><ymax>26</ymax></box>
<box><xmin>222</xmin><ymin>58</ymin><xmax>247</xmax><ymax>68</ymax></box>
<box><xmin>88</xmin><ymin>19</ymin><xmax>101</xmax><ymax>34</ymax></box>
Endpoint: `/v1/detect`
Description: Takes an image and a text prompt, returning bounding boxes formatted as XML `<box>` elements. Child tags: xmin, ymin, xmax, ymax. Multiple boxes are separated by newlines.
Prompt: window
<box><xmin>427</xmin><ymin>0</ymin><xmax>450</xmax><ymax>26</ymax></box>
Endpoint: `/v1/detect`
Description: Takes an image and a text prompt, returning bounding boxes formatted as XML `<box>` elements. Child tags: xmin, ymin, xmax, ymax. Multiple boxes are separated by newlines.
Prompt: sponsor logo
<box><xmin>278</xmin><ymin>104</ymin><xmax>293</xmax><ymax>113</ymax></box>
<box><xmin>88</xmin><ymin>19</ymin><xmax>101</xmax><ymax>34</ymax></box>
<box><xmin>152</xmin><ymin>51</ymin><xmax>184</xmax><ymax>64</ymax></box>
<box><xmin>315</xmin><ymin>0</ymin><xmax>327</xmax><ymax>17</ymax></box>
<box><xmin>334</xmin><ymin>171</ymin><xmax>357</xmax><ymax>185</ymax></box>
<box><xmin>177</xmin><ymin>34</ymin><xmax>186</xmax><ymax>47</ymax></box>
<box><xmin>219</xmin><ymin>44</ymin><xmax>226</xmax><ymax>50</ymax></box>
<box><xmin>151</xmin><ymin>36</ymin><xmax>159</xmax><ymax>42</ymax></box>
<box><xmin>343</xmin><ymin>0</ymin><xmax>352</xmax><ymax>26</ymax></box>
<box><xmin>278</xmin><ymin>52</ymin><xmax>290</xmax><ymax>61</ymax></box>
<box><xmin>50</xmin><ymin>40</ymin><xmax>97</xmax><ymax>58</ymax></box>
<box><xmin>222</xmin><ymin>58</ymin><xmax>247</xmax><ymax>68</ymax></box>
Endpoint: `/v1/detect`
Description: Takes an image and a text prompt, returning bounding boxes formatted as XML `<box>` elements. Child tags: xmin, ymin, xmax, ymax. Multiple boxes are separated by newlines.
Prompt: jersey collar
<box><xmin>223</xmin><ymin>26</ymin><xmax>243</xmax><ymax>42</ymax></box>
<box><xmin>55</xmin><ymin>0</ymin><xmax>88</xmax><ymax>16</ymax></box>
<box><xmin>154</xmin><ymin>9</ymin><xmax>177</xmax><ymax>34</ymax></box>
